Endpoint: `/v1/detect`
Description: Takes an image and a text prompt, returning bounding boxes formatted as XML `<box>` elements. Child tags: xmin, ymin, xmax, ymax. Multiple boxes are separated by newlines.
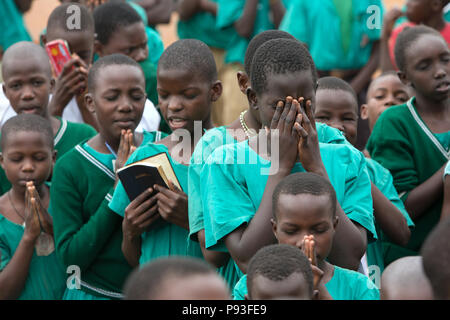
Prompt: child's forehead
<box><xmin>157</xmin><ymin>67</ymin><xmax>211</xmax><ymax>86</ymax></box>
<box><xmin>96</xmin><ymin>64</ymin><xmax>144</xmax><ymax>84</ymax></box>
<box><xmin>3</xmin><ymin>56</ymin><xmax>51</xmax><ymax>81</ymax></box>
<box><xmin>316</xmin><ymin>88</ymin><xmax>358</xmax><ymax>113</ymax></box>
<box><xmin>2</xmin><ymin>130</ymin><xmax>53</xmax><ymax>149</ymax></box>
<box><xmin>47</xmin><ymin>27</ymin><xmax>94</xmax><ymax>47</ymax></box>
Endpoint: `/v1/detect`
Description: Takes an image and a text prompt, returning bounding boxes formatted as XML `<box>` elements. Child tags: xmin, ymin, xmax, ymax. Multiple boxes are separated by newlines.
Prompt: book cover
<box><xmin>117</xmin><ymin>152</ymin><xmax>182</xmax><ymax>201</ymax></box>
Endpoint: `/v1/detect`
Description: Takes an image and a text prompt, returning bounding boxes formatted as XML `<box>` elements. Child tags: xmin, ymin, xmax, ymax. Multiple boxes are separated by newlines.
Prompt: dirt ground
<box><xmin>24</xmin><ymin>0</ymin><xmax>406</xmax><ymax>48</ymax></box>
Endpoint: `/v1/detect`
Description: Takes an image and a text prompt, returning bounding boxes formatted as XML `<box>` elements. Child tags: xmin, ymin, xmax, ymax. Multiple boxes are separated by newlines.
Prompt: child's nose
<box><xmin>117</xmin><ymin>98</ymin><xmax>133</xmax><ymax>112</ymax></box>
<box><xmin>21</xmin><ymin>85</ymin><xmax>35</xmax><ymax>100</ymax></box>
<box><xmin>21</xmin><ymin>159</ymin><xmax>35</xmax><ymax>172</ymax></box>
<box><xmin>168</xmin><ymin>97</ymin><xmax>183</xmax><ymax>112</ymax></box>
<box><xmin>134</xmin><ymin>48</ymin><xmax>148</xmax><ymax>63</ymax></box>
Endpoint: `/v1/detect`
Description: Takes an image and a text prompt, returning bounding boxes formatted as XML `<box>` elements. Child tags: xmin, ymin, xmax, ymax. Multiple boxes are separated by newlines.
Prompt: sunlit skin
<box><xmin>248</xmin><ymin>272</ymin><xmax>312</xmax><ymax>300</ymax></box>
<box><xmin>361</xmin><ymin>74</ymin><xmax>411</xmax><ymax>131</ymax></box>
<box><xmin>314</xmin><ymin>89</ymin><xmax>359</xmax><ymax>146</ymax></box>
<box><xmin>152</xmin><ymin>274</ymin><xmax>230</xmax><ymax>300</ymax></box>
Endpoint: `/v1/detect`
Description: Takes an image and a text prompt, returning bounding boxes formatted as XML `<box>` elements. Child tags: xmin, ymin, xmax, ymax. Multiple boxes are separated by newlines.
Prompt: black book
<box><xmin>116</xmin><ymin>152</ymin><xmax>181</xmax><ymax>201</ymax></box>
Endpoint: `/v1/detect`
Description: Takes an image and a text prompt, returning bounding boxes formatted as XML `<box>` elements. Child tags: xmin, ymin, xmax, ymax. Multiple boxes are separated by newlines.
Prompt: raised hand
<box><xmin>48</xmin><ymin>54</ymin><xmax>88</xmax><ymax>117</ymax></box>
<box><xmin>115</xmin><ymin>129</ymin><xmax>136</xmax><ymax>173</ymax></box>
<box><xmin>23</xmin><ymin>190</ymin><xmax>41</xmax><ymax>243</ymax></box>
<box><xmin>153</xmin><ymin>180</ymin><xmax>189</xmax><ymax>230</ymax></box>
<box><xmin>294</xmin><ymin>99</ymin><xmax>328</xmax><ymax>178</ymax></box>
<box><xmin>268</xmin><ymin>96</ymin><xmax>300</xmax><ymax>174</ymax></box>
<box><xmin>382</xmin><ymin>7</ymin><xmax>404</xmax><ymax>40</ymax></box>
<box><xmin>26</xmin><ymin>182</ymin><xmax>53</xmax><ymax>236</ymax></box>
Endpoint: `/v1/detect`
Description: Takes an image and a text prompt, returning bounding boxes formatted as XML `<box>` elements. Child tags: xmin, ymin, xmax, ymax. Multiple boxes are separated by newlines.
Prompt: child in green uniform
<box><xmin>367</xmin><ymin>26</ymin><xmax>450</xmax><ymax>265</ymax></box>
<box><xmin>0</xmin><ymin>114</ymin><xmax>66</xmax><ymax>300</ymax></box>
<box><xmin>421</xmin><ymin>216</ymin><xmax>450</xmax><ymax>300</ymax></box>
<box><xmin>93</xmin><ymin>1</ymin><xmax>166</xmax><ymax>134</ymax></box>
<box><xmin>42</xmin><ymin>3</ymin><xmax>99</xmax><ymax>130</ymax></box>
<box><xmin>201</xmin><ymin>39</ymin><xmax>376</xmax><ymax>282</ymax></box>
<box><xmin>123</xmin><ymin>256</ymin><xmax>230</xmax><ymax>300</ymax></box>
<box><xmin>188</xmin><ymin>30</ymin><xmax>349</xmax><ymax>290</ymax></box>
<box><xmin>49</xmin><ymin>54</ymin><xmax>159</xmax><ymax>300</ymax></box>
<box><xmin>314</xmin><ymin>76</ymin><xmax>414</xmax><ymax>274</ymax></box>
<box><xmin>109</xmin><ymin>39</ymin><xmax>222</xmax><ymax>267</ymax></box>
<box><xmin>0</xmin><ymin>41</ymin><xmax>97</xmax><ymax>196</ymax></box>
<box><xmin>234</xmin><ymin>172</ymin><xmax>379</xmax><ymax>300</ymax></box>
<box><xmin>236</xmin><ymin>244</ymin><xmax>315</xmax><ymax>300</ymax></box>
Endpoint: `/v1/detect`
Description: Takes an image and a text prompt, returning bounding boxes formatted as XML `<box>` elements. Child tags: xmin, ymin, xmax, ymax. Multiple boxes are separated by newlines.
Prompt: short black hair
<box><xmin>1</xmin><ymin>114</ymin><xmax>54</xmax><ymax>150</ymax></box>
<box><xmin>1</xmin><ymin>41</ymin><xmax>52</xmax><ymax>81</ymax></box>
<box><xmin>250</xmin><ymin>38</ymin><xmax>318</xmax><ymax>95</ymax></box>
<box><xmin>87</xmin><ymin>53</ymin><xmax>144</xmax><ymax>93</ymax></box>
<box><xmin>247</xmin><ymin>244</ymin><xmax>314</xmax><ymax>299</ymax></box>
<box><xmin>157</xmin><ymin>39</ymin><xmax>218</xmax><ymax>83</ymax></box>
<box><xmin>421</xmin><ymin>217</ymin><xmax>450</xmax><ymax>299</ymax></box>
<box><xmin>272</xmin><ymin>172</ymin><xmax>337</xmax><ymax>220</ymax></box>
<box><xmin>47</xmin><ymin>2</ymin><xmax>94</xmax><ymax>34</ymax></box>
<box><xmin>244</xmin><ymin>30</ymin><xmax>295</xmax><ymax>75</ymax></box>
<box><xmin>317</xmin><ymin>76</ymin><xmax>358</xmax><ymax>113</ymax></box>
<box><xmin>123</xmin><ymin>256</ymin><xmax>218</xmax><ymax>300</ymax></box>
<box><xmin>394</xmin><ymin>25</ymin><xmax>443</xmax><ymax>72</ymax></box>
<box><xmin>93</xmin><ymin>1</ymin><xmax>143</xmax><ymax>45</ymax></box>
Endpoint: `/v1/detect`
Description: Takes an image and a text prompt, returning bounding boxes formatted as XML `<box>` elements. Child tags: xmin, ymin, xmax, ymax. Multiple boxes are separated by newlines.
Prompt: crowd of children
<box><xmin>0</xmin><ymin>0</ymin><xmax>449</xmax><ymax>300</ymax></box>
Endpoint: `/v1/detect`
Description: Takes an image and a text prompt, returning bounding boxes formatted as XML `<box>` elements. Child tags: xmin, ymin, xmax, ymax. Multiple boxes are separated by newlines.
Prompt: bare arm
<box><xmin>379</xmin><ymin>8</ymin><xmax>403</xmax><ymax>72</ymax></box>
<box><xmin>350</xmin><ymin>41</ymin><xmax>380</xmax><ymax>95</ymax></box>
<box><xmin>137</xmin><ymin>0</ymin><xmax>174</xmax><ymax>26</ymax></box>
<box><xmin>269</xmin><ymin>0</ymin><xmax>286</xmax><ymax>28</ymax></box>
<box><xmin>441</xmin><ymin>175</ymin><xmax>450</xmax><ymax>221</ymax></box>
<box><xmin>371</xmin><ymin>182</ymin><xmax>410</xmax><ymax>246</ymax></box>
<box><xmin>198</xmin><ymin>229</ymin><xmax>229</xmax><ymax>268</ymax></box>
<box><xmin>234</xmin><ymin>0</ymin><xmax>259</xmax><ymax>39</ymax></box>
<box><xmin>404</xmin><ymin>163</ymin><xmax>446</xmax><ymax>221</ymax></box>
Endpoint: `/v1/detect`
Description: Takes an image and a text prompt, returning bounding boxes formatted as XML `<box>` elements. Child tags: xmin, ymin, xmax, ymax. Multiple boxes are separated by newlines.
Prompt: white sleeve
<box><xmin>135</xmin><ymin>99</ymin><xmax>161</xmax><ymax>132</ymax></box>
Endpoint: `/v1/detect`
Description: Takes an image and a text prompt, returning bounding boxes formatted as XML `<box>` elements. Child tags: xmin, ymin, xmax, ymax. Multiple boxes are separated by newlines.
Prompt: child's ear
<box><xmin>333</xmin><ymin>215</ymin><xmax>339</xmax><ymax>230</ymax></box>
<box><xmin>0</xmin><ymin>152</ymin><xmax>4</xmax><ymax>170</ymax></box>
<box><xmin>210</xmin><ymin>80</ymin><xmax>223</xmax><ymax>102</ymax></box>
<box><xmin>397</xmin><ymin>71</ymin><xmax>410</xmax><ymax>87</ymax></box>
<box><xmin>94</xmin><ymin>39</ymin><xmax>104</xmax><ymax>57</ymax></box>
<box><xmin>52</xmin><ymin>150</ymin><xmax>57</xmax><ymax>165</ymax></box>
<box><xmin>271</xmin><ymin>218</ymin><xmax>278</xmax><ymax>240</ymax></box>
<box><xmin>237</xmin><ymin>71</ymin><xmax>249</xmax><ymax>95</ymax></box>
<box><xmin>50</xmin><ymin>78</ymin><xmax>56</xmax><ymax>92</ymax></box>
<box><xmin>360</xmin><ymin>104</ymin><xmax>369</xmax><ymax>120</ymax></box>
<box><xmin>41</xmin><ymin>34</ymin><xmax>47</xmax><ymax>45</ymax></box>
<box><xmin>313</xmin><ymin>289</ymin><xmax>319</xmax><ymax>300</ymax></box>
<box><xmin>85</xmin><ymin>93</ymin><xmax>95</xmax><ymax>114</ymax></box>
<box><xmin>247</xmin><ymin>87</ymin><xmax>258</xmax><ymax>111</ymax></box>
<box><xmin>2</xmin><ymin>84</ymin><xmax>7</xmax><ymax>99</ymax></box>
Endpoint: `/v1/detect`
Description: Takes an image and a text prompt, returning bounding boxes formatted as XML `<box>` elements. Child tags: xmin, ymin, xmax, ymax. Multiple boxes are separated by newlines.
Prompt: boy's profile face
<box><xmin>96</xmin><ymin>22</ymin><xmax>149</xmax><ymax>63</ymax></box>
<box><xmin>2</xmin><ymin>58</ymin><xmax>52</xmax><ymax>117</ymax></box>
<box><xmin>0</xmin><ymin>131</ymin><xmax>55</xmax><ymax>192</ymax></box>
<box><xmin>361</xmin><ymin>75</ymin><xmax>410</xmax><ymax>131</ymax></box>
<box><xmin>400</xmin><ymin>34</ymin><xmax>450</xmax><ymax>103</ymax></box>
<box><xmin>249</xmin><ymin>272</ymin><xmax>312</xmax><ymax>300</ymax></box>
<box><xmin>272</xmin><ymin>193</ymin><xmax>337</xmax><ymax>263</ymax></box>
<box><xmin>45</xmin><ymin>28</ymin><xmax>94</xmax><ymax>67</ymax></box>
<box><xmin>157</xmin><ymin>67</ymin><xmax>220</xmax><ymax>133</ymax></box>
<box><xmin>252</xmin><ymin>70</ymin><xmax>315</xmax><ymax>128</ymax></box>
<box><xmin>85</xmin><ymin>64</ymin><xmax>146</xmax><ymax>140</ymax></box>
<box><xmin>314</xmin><ymin>89</ymin><xmax>358</xmax><ymax>146</ymax></box>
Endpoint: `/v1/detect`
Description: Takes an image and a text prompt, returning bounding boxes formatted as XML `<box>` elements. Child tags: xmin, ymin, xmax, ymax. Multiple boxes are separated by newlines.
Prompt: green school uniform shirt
<box><xmin>279</xmin><ymin>0</ymin><xmax>383</xmax><ymax>71</ymax></box>
<box><xmin>0</xmin><ymin>0</ymin><xmax>32</xmax><ymax>52</ymax></box>
<box><xmin>233</xmin><ymin>265</ymin><xmax>379</xmax><ymax>300</ymax></box>
<box><xmin>201</xmin><ymin>140</ymin><xmax>376</xmax><ymax>278</ymax></box>
<box><xmin>367</xmin><ymin>97</ymin><xmax>450</xmax><ymax>265</ymax></box>
<box><xmin>109</xmin><ymin>142</ymin><xmax>203</xmax><ymax>267</ymax></box>
<box><xmin>177</xmin><ymin>0</ymin><xmax>234</xmax><ymax>50</ymax></box>
<box><xmin>49</xmin><ymin>131</ymin><xmax>159</xmax><ymax>299</ymax></box>
<box><xmin>365</xmin><ymin>158</ymin><xmax>415</xmax><ymax>275</ymax></box>
<box><xmin>0</xmin><ymin>117</ymin><xmax>97</xmax><ymax>196</ymax></box>
<box><xmin>0</xmin><ymin>215</ymin><xmax>66</xmax><ymax>300</ymax></box>
<box><xmin>216</xmin><ymin>0</ymin><xmax>291</xmax><ymax>65</ymax></box>
<box><xmin>188</xmin><ymin>123</ymin><xmax>351</xmax><ymax>289</ymax></box>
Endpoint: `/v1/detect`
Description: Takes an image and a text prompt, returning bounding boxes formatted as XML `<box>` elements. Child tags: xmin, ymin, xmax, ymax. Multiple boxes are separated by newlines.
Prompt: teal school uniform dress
<box><xmin>0</xmin><ymin>214</ymin><xmax>66</xmax><ymax>300</ymax></box>
<box><xmin>279</xmin><ymin>0</ymin><xmax>383</xmax><ymax>71</ymax></box>
<box><xmin>109</xmin><ymin>142</ymin><xmax>203</xmax><ymax>267</ymax></box>
<box><xmin>50</xmin><ymin>131</ymin><xmax>160</xmax><ymax>300</ymax></box>
<box><xmin>233</xmin><ymin>265</ymin><xmax>379</xmax><ymax>300</ymax></box>
<box><xmin>216</xmin><ymin>0</ymin><xmax>291</xmax><ymax>65</ymax></box>
<box><xmin>367</xmin><ymin>97</ymin><xmax>450</xmax><ymax>264</ymax></box>
<box><xmin>365</xmin><ymin>158</ymin><xmax>414</xmax><ymax>275</ymax></box>
<box><xmin>201</xmin><ymin>139</ymin><xmax>376</xmax><ymax>281</ymax></box>
<box><xmin>188</xmin><ymin>123</ymin><xmax>350</xmax><ymax>289</ymax></box>
<box><xmin>0</xmin><ymin>117</ymin><xmax>97</xmax><ymax>196</ymax></box>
